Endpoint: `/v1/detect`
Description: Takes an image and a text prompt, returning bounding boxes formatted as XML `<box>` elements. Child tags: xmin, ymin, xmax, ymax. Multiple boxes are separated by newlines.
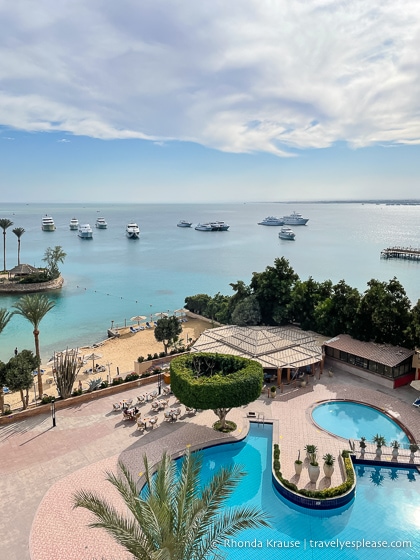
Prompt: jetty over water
<box><xmin>381</xmin><ymin>246</ymin><xmax>420</xmax><ymax>261</ymax></box>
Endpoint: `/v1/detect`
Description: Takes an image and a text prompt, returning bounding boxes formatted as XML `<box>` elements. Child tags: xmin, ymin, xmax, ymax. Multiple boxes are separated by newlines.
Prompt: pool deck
<box><xmin>1</xmin><ymin>367</ymin><xmax>419</xmax><ymax>560</ymax></box>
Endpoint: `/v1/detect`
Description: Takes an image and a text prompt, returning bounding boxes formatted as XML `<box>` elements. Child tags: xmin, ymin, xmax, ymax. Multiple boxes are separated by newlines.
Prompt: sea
<box><xmin>0</xmin><ymin>202</ymin><xmax>419</xmax><ymax>363</ymax></box>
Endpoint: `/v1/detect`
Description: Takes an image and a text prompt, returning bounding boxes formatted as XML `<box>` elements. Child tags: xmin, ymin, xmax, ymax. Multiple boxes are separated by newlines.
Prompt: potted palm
<box><xmin>409</xmin><ymin>443</ymin><xmax>419</xmax><ymax>459</ymax></box>
<box><xmin>304</xmin><ymin>444</ymin><xmax>317</xmax><ymax>460</ymax></box>
<box><xmin>270</xmin><ymin>386</ymin><xmax>276</xmax><ymax>398</ymax></box>
<box><xmin>294</xmin><ymin>450</ymin><xmax>303</xmax><ymax>475</ymax></box>
<box><xmin>372</xmin><ymin>434</ymin><xmax>386</xmax><ymax>457</ymax></box>
<box><xmin>323</xmin><ymin>453</ymin><xmax>335</xmax><ymax>477</ymax></box>
<box><xmin>308</xmin><ymin>452</ymin><xmax>320</xmax><ymax>483</ymax></box>
<box><xmin>390</xmin><ymin>440</ymin><xmax>400</xmax><ymax>459</ymax></box>
<box><xmin>359</xmin><ymin>436</ymin><xmax>367</xmax><ymax>456</ymax></box>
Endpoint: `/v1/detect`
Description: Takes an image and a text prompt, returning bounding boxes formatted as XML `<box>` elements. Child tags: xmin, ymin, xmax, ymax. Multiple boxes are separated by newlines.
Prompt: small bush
<box><xmin>71</xmin><ymin>389</ymin><xmax>82</xmax><ymax>397</ymax></box>
<box><xmin>41</xmin><ymin>395</ymin><xmax>55</xmax><ymax>404</ymax></box>
<box><xmin>112</xmin><ymin>377</ymin><xmax>124</xmax><ymax>386</ymax></box>
<box><xmin>153</xmin><ymin>353</ymin><xmax>159</xmax><ymax>359</ymax></box>
<box><xmin>100</xmin><ymin>381</ymin><xmax>109</xmax><ymax>389</ymax></box>
<box><xmin>3</xmin><ymin>408</ymin><xmax>13</xmax><ymax>416</ymax></box>
<box><xmin>159</xmin><ymin>352</ymin><xmax>166</xmax><ymax>358</ymax></box>
<box><xmin>147</xmin><ymin>354</ymin><xmax>153</xmax><ymax>361</ymax></box>
<box><xmin>213</xmin><ymin>420</ymin><xmax>237</xmax><ymax>433</ymax></box>
<box><xmin>137</xmin><ymin>356</ymin><xmax>145</xmax><ymax>363</ymax></box>
<box><xmin>125</xmin><ymin>373</ymin><xmax>140</xmax><ymax>382</ymax></box>
<box><xmin>142</xmin><ymin>372</ymin><xmax>151</xmax><ymax>378</ymax></box>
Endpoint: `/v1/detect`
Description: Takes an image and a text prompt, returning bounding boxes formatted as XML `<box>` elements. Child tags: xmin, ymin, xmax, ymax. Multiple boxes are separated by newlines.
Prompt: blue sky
<box><xmin>1</xmin><ymin>1</ymin><xmax>419</xmax><ymax>203</ymax></box>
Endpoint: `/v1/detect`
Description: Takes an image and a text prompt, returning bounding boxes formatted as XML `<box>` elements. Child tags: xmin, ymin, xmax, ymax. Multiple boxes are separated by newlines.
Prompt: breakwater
<box><xmin>380</xmin><ymin>247</ymin><xmax>420</xmax><ymax>261</ymax></box>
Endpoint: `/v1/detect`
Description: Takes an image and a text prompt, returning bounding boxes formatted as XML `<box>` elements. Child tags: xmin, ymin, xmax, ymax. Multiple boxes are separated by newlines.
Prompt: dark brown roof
<box><xmin>9</xmin><ymin>264</ymin><xmax>38</xmax><ymax>275</ymax></box>
<box><xmin>324</xmin><ymin>334</ymin><xmax>414</xmax><ymax>367</ymax></box>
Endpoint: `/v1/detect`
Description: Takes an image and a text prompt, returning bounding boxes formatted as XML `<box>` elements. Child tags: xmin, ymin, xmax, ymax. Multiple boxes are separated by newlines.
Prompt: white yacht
<box><xmin>282</xmin><ymin>211</ymin><xmax>309</xmax><ymax>225</ymax></box>
<box><xmin>78</xmin><ymin>224</ymin><xmax>93</xmax><ymax>239</ymax></box>
<box><xmin>209</xmin><ymin>221</ymin><xmax>230</xmax><ymax>231</ymax></box>
<box><xmin>69</xmin><ymin>218</ymin><xmax>78</xmax><ymax>230</ymax></box>
<box><xmin>195</xmin><ymin>223</ymin><xmax>213</xmax><ymax>231</ymax></box>
<box><xmin>177</xmin><ymin>220</ymin><xmax>192</xmax><ymax>228</ymax></box>
<box><xmin>258</xmin><ymin>216</ymin><xmax>284</xmax><ymax>226</ymax></box>
<box><xmin>41</xmin><ymin>215</ymin><xmax>56</xmax><ymax>231</ymax></box>
<box><xmin>126</xmin><ymin>222</ymin><xmax>140</xmax><ymax>239</ymax></box>
<box><xmin>95</xmin><ymin>217</ymin><xmax>107</xmax><ymax>229</ymax></box>
<box><xmin>278</xmin><ymin>226</ymin><xmax>296</xmax><ymax>240</ymax></box>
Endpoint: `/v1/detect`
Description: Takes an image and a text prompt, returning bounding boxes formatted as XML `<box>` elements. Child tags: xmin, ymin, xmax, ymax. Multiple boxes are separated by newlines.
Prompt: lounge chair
<box><xmin>130</xmin><ymin>326</ymin><xmax>139</xmax><ymax>334</ymax></box>
<box><xmin>112</xmin><ymin>403</ymin><xmax>121</xmax><ymax>411</ymax></box>
<box><xmin>164</xmin><ymin>411</ymin><xmax>172</xmax><ymax>422</ymax></box>
<box><xmin>145</xmin><ymin>322</ymin><xmax>152</xmax><ymax>329</ymax></box>
<box><xmin>413</xmin><ymin>397</ymin><xmax>420</xmax><ymax>408</ymax></box>
<box><xmin>137</xmin><ymin>395</ymin><xmax>145</xmax><ymax>403</ymax></box>
<box><xmin>136</xmin><ymin>419</ymin><xmax>146</xmax><ymax>431</ymax></box>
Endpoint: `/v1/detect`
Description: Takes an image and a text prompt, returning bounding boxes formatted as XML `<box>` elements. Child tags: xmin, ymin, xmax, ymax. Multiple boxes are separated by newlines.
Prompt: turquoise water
<box><xmin>0</xmin><ymin>202</ymin><xmax>420</xmax><ymax>361</ymax></box>
<box><xmin>312</xmin><ymin>401</ymin><xmax>411</xmax><ymax>448</ymax></box>
<box><xmin>195</xmin><ymin>424</ymin><xmax>420</xmax><ymax>559</ymax></box>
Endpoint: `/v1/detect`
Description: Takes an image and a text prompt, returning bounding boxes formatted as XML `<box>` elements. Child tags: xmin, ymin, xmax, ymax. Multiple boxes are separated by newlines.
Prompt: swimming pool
<box><xmin>195</xmin><ymin>423</ymin><xmax>419</xmax><ymax>559</ymax></box>
<box><xmin>311</xmin><ymin>401</ymin><xmax>411</xmax><ymax>447</ymax></box>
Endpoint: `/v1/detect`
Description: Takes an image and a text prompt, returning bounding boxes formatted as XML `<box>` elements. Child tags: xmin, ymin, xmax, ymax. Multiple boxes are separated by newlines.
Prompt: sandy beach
<box><xmin>4</xmin><ymin>318</ymin><xmax>211</xmax><ymax>410</ymax></box>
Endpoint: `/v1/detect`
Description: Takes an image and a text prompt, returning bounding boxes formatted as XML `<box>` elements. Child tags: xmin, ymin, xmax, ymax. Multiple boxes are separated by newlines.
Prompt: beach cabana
<box><xmin>8</xmin><ymin>264</ymin><xmax>38</xmax><ymax>279</ymax></box>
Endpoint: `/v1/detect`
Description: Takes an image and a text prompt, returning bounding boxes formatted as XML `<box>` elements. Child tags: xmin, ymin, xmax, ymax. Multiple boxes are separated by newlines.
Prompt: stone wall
<box><xmin>0</xmin><ymin>275</ymin><xmax>64</xmax><ymax>293</ymax></box>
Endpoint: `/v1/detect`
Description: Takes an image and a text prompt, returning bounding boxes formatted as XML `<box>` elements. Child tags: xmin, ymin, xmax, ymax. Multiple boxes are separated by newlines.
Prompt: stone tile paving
<box><xmin>1</xmin><ymin>368</ymin><xmax>419</xmax><ymax>560</ymax></box>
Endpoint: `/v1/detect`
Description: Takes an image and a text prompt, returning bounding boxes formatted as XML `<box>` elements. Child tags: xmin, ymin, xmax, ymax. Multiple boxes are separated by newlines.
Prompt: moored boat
<box><xmin>195</xmin><ymin>223</ymin><xmax>213</xmax><ymax>231</ymax></box>
<box><xmin>78</xmin><ymin>224</ymin><xmax>93</xmax><ymax>239</ymax></box>
<box><xmin>258</xmin><ymin>216</ymin><xmax>284</xmax><ymax>226</ymax></box>
<box><xmin>69</xmin><ymin>218</ymin><xmax>79</xmax><ymax>230</ymax></box>
<box><xmin>95</xmin><ymin>217</ymin><xmax>108</xmax><ymax>229</ymax></box>
<box><xmin>42</xmin><ymin>215</ymin><xmax>56</xmax><ymax>231</ymax></box>
<box><xmin>177</xmin><ymin>220</ymin><xmax>192</xmax><ymax>228</ymax></box>
<box><xmin>282</xmin><ymin>211</ymin><xmax>309</xmax><ymax>225</ymax></box>
<box><xmin>209</xmin><ymin>221</ymin><xmax>230</xmax><ymax>231</ymax></box>
<box><xmin>126</xmin><ymin>222</ymin><xmax>140</xmax><ymax>239</ymax></box>
<box><xmin>278</xmin><ymin>226</ymin><xmax>296</xmax><ymax>240</ymax></box>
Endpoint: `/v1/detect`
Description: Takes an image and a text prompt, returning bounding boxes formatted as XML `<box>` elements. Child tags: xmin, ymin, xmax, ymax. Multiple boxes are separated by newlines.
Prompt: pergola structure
<box><xmin>8</xmin><ymin>264</ymin><xmax>38</xmax><ymax>279</ymax></box>
<box><xmin>191</xmin><ymin>325</ymin><xmax>323</xmax><ymax>385</ymax></box>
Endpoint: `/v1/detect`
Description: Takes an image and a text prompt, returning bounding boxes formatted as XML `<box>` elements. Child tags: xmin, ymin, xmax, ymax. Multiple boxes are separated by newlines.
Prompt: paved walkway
<box><xmin>1</xmin><ymin>369</ymin><xmax>419</xmax><ymax>560</ymax></box>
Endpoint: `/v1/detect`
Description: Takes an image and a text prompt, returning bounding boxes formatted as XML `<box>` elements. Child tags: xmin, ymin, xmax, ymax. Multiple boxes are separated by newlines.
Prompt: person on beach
<box><xmin>14</xmin><ymin>347</ymin><xmax>18</xmax><ymax>356</ymax></box>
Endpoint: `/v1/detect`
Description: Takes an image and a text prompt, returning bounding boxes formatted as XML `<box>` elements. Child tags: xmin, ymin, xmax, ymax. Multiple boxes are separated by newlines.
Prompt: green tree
<box><xmin>250</xmin><ymin>257</ymin><xmax>298</xmax><ymax>325</ymax></box>
<box><xmin>74</xmin><ymin>449</ymin><xmax>270</xmax><ymax>560</ymax></box>
<box><xmin>154</xmin><ymin>316</ymin><xmax>183</xmax><ymax>355</ymax></box>
<box><xmin>12</xmin><ymin>227</ymin><xmax>25</xmax><ymax>266</ymax></box>
<box><xmin>228</xmin><ymin>280</ymin><xmax>252</xmax><ymax>319</ymax></box>
<box><xmin>288</xmin><ymin>277</ymin><xmax>332</xmax><ymax>330</ymax></box>
<box><xmin>184</xmin><ymin>294</ymin><xmax>211</xmax><ymax>315</ymax></box>
<box><xmin>314</xmin><ymin>280</ymin><xmax>361</xmax><ymax>336</ymax></box>
<box><xmin>5</xmin><ymin>350</ymin><xmax>39</xmax><ymax>409</ymax></box>
<box><xmin>12</xmin><ymin>294</ymin><xmax>55</xmax><ymax>396</ymax></box>
<box><xmin>171</xmin><ymin>353</ymin><xmax>263</xmax><ymax>430</ymax></box>
<box><xmin>0</xmin><ymin>308</ymin><xmax>13</xmax><ymax>413</ymax></box>
<box><xmin>353</xmin><ymin>278</ymin><xmax>412</xmax><ymax>345</ymax></box>
<box><xmin>0</xmin><ymin>218</ymin><xmax>14</xmax><ymax>272</ymax></box>
<box><xmin>42</xmin><ymin>245</ymin><xmax>67</xmax><ymax>279</ymax></box>
<box><xmin>405</xmin><ymin>299</ymin><xmax>420</xmax><ymax>349</ymax></box>
<box><xmin>231</xmin><ymin>295</ymin><xmax>261</xmax><ymax>326</ymax></box>
<box><xmin>206</xmin><ymin>292</ymin><xmax>231</xmax><ymax>324</ymax></box>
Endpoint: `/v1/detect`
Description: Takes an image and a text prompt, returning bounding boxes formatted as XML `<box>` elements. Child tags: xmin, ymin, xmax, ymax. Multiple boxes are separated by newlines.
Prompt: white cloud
<box><xmin>0</xmin><ymin>0</ymin><xmax>419</xmax><ymax>155</ymax></box>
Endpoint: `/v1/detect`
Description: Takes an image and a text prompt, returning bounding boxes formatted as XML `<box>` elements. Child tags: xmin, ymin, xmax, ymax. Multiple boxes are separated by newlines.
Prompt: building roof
<box><xmin>323</xmin><ymin>334</ymin><xmax>415</xmax><ymax>367</ymax></box>
<box><xmin>8</xmin><ymin>264</ymin><xmax>38</xmax><ymax>275</ymax></box>
<box><xmin>191</xmin><ymin>325</ymin><xmax>322</xmax><ymax>369</ymax></box>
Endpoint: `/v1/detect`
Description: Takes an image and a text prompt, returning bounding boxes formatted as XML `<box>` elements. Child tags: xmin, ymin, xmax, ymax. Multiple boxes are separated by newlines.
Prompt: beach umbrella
<box><xmin>153</xmin><ymin>312</ymin><xmax>168</xmax><ymax>319</ymax></box>
<box><xmin>130</xmin><ymin>315</ymin><xmax>147</xmax><ymax>325</ymax></box>
<box><xmin>84</xmin><ymin>352</ymin><xmax>103</xmax><ymax>370</ymax></box>
<box><xmin>410</xmin><ymin>380</ymin><xmax>420</xmax><ymax>391</ymax></box>
<box><xmin>174</xmin><ymin>308</ymin><xmax>187</xmax><ymax>316</ymax></box>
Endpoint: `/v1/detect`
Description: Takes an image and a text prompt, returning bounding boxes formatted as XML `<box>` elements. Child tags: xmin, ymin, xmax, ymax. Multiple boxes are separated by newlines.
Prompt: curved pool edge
<box><xmin>310</xmin><ymin>398</ymin><xmax>416</xmax><ymax>444</ymax></box>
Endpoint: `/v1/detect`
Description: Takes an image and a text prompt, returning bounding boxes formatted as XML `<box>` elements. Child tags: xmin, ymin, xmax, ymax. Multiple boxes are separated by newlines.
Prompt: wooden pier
<box><xmin>381</xmin><ymin>246</ymin><xmax>420</xmax><ymax>261</ymax></box>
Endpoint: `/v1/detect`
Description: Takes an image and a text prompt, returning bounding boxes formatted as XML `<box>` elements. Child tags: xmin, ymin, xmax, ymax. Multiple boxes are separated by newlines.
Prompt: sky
<box><xmin>0</xmin><ymin>0</ymin><xmax>420</xmax><ymax>203</ymax></box>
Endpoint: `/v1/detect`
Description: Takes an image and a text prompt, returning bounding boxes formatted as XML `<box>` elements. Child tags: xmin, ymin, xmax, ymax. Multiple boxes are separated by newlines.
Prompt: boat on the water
<box><xmin>177</xmin><ymin>220</ymin><xmax>192</xmax><ymax>228</ymax></box>
<box><xmin>258</xmin><ymin>216</ymin><xmax>284</xmax><ymax>226</ymax></box>
<box><xmin>69</xmin><ymin>218</ymin><xmax>79</xmax><ymax>230</ymax></box>
<box><xmin>195</xmin><ymin>223</ymin><xmax>213</xmax><ymax>231</ymax></box>
<box><xmin>126</xmin><ymin>222</ymin><xmax>140</xmax><ymax>239</ymax></box>
<box><xmin>42</xmin><ymin>215</ymin><xmax>56</xmax><ymax>231</ymax></box>
<box><xmin>78</xmin><ymin>224</ymin><xmax>93</xmax><ymax>239</ymax></box>
<box><xmin>95</xmin><ymin>217</ymin><xmax>108</xmax><ymax>229</ymax></box>
<box><xmin>195</xmin><ymin>221</ymin><xmax>230</xmax><ymax>231</ymax></box>
<box><xmin>282</xmin><ymin>211</ymin><xmax>309</xmax><ymax>225</ymax></box>
<box><xmin>278</xmin><ymin>226</ymin><xmax>296</xmax><ymax>240</ymax></box>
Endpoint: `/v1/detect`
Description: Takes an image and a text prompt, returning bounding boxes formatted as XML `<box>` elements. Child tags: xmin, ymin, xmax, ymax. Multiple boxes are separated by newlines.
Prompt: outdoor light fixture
<box><xmin>51</xmin><ymin>397</ymin><xmax>56</xmax><ymax>428</ymax></box>
<box><xmin>158</xmin><ymin>369</ymin><xmax>162</xmax><ymax>395</ymax></box>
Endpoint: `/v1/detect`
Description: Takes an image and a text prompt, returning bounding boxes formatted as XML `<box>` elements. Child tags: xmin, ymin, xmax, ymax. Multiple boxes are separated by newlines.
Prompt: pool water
<box><xmin>311</xmin><ymin>401</ymin><xmax>410</xmax><ymax>447</ymax></box>
<box><xmin>193</xmin><ymin>424</ymin><xmax>420</xmax><ymax>559</ymax></box>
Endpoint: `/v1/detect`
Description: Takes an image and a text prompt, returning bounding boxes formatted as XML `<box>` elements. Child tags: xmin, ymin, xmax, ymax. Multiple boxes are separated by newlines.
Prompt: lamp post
<box><xmin>106</xmin><ymin>362</ymin><xmax>112</xmax><ymax>385</ymax></box>
<box><xmin>51</xmin><ymin>397</ymin><xmax>56</xmax><ymax>428</ymax></box>
<box><xmin>157</xmin><ymin>369</ymin><xmax>162</xmax><ymax>395</ymax></box>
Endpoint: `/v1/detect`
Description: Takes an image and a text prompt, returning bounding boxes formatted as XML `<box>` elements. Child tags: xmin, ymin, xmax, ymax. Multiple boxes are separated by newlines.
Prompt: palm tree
<box><xmin>12</xmin><ymin>227</ymin><xmax>25</xmax><ymax>266</ymax></box>
<box><xmin>0</xmin><ymin>218</ymin><xmax>14</xmax><ymax>272</ymax></box>
<box><xmin>74</xmin><ymin>449</ymin><xmax>270</xmax><ymax>560</ymax></box>
<box><xmin>12</xmin><ymin>294</ymin><xmax>55</xmax><ymax>396</ymax></box>
<box><xmin>0</xmin><ymin>308</ymin><xmax>13</xmax><ymax>413</ymax></box>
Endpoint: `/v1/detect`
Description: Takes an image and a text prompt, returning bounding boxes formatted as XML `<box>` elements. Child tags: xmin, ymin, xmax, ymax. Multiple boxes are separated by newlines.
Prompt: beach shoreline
<box><xmin>4</xmin><ymin>317</ymin><xmax>211</xmax><ymax>410</ymax></box>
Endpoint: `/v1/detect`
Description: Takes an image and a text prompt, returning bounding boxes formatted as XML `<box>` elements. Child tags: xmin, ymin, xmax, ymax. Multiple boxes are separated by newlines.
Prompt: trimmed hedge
<box><xmin>273</xmin><ymin>444</ymin><xmax>355</xmax><ymax>500</ymax></box>
<box><xmin>170</xmin><ymin>353</ymin><xmax>263</xmax><ymax>410</ymax></box>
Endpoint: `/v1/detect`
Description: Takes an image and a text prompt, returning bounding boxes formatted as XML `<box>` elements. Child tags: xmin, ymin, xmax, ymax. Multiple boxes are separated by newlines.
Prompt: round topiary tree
<box><xmin>170</xmin><ymin>352</ymin><xmax>263</xmax><ymax>431</ymax></box>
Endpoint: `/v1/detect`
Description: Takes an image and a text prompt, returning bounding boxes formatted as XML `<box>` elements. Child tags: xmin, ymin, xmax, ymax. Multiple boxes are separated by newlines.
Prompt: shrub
<box><xmin>71</xmin><ymin>389</ymin><xmax>82</xmax><ymax>397</ymax></box>
<box><xmin>153</xmin><ymin>353</ymin><xmax>159</xmax><ymax>359</ymax></box>
<box><xmin>100</xmin><ymin>381</ymin><xmax>109</xmax><ymax>389</ymax></box>
<box><xmin>3</xmin><ymin>408</ymin><xmax>13</xmax><ymax>416</ymax></box>
<box><xmin>159</xmin><ymin>352</ymin><xmax>166</xmax><ymax>358</ymax></box>
<box><xmin>112</xmin><ymin>377</ymin><xmax>124</xmax><ymax>386</ymax></box>
<box><xmin>41</xmin><ymin>395</ymin><xmax>55</xmax><ymax>404</ymax></box>
<box><xmin>147</xmin><ymin>354</ymin><xmax>153</xmax><ymax>361</ymax></box>
<box><xmin>125</xmin><ymin>373</ymin><xmax>140</xmax><ymax>382</ymax></box>
<box><xmin>137</xmin><ymin>356</ymin><xmax>145</xmax><ymax>363</ymax></box>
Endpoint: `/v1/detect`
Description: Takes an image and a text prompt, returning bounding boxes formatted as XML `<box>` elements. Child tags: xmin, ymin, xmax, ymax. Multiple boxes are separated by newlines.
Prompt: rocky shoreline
<box><xmin>0</xmin><ymin>275</ymin><xmax>64</xmax><ymax>293</ymax></box>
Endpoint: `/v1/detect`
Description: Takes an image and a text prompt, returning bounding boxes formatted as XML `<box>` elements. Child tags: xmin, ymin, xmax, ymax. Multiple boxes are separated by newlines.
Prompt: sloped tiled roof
<box><xmin>191</xmin><ymin>325</ymin><xmax>322</xmax><ymax>369</ymax></box>
<box><xmin>324</xmin><ymin>334</ymin><xmax>414</xmax><ymax>367</ymax></box>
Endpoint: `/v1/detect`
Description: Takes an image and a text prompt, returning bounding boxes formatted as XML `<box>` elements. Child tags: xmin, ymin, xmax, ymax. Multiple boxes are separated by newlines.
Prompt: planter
<box><xmin>375</xmin><ymin>447</ymin><xmax>382</xmax><ymax>457</ymax></box>
<box><xmin>323</xmin><ymin>464</ymin><xmax>334</xmax><ymax>478</ymax></box>
<box><xmin>163</xmin><ymin>372</ymin><xmax>171</xmax><ymax>384</ymax></box>
<box><xmin>294</xmin><ymin>462</ymin><xmax>303</xmax><ymax>476</ymax></box>
<box><xmin>392</xmin><ymin>449</ymin><xmax>399</xmax><ymax>459</ymax></box>
<box><xmin>308</xmin><ymin>464</ymin><xmax>320</xmax><ymax>483</ymax></box>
